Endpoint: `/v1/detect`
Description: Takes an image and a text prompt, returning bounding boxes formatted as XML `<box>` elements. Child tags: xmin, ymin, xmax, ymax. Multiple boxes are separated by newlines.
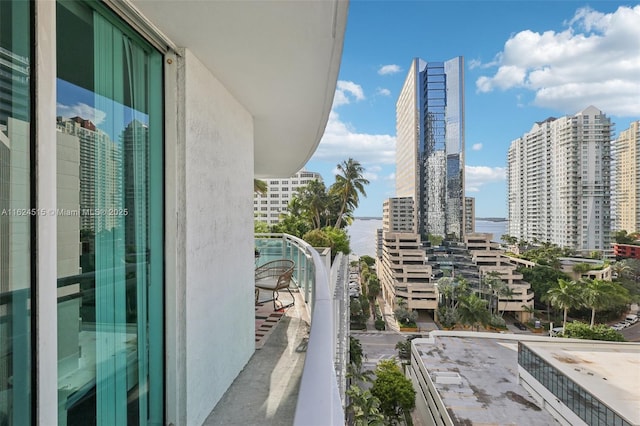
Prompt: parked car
<box><xmin>514</xmin><ymin>321</ymin><xmax>528</xmax><ymax>331</ymax></box>
<box><xmin>549</xmin><ymin>327</ymin><xmax>564</xmax><ymax>337</ymax></box>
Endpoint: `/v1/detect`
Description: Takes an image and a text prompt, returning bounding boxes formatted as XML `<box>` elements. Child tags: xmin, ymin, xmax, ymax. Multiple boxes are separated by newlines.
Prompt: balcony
<box><xmin>205</xmin><ymin>233</ymin><xmax>347</xmax><ymax>425</ymax></box>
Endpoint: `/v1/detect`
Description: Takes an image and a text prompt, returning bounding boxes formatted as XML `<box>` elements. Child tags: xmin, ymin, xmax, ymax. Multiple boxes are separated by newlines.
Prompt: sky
<box><xmin>305</xmin><ymin>0</ymin><xmax>640</xmax><ymax>218</ymax></box>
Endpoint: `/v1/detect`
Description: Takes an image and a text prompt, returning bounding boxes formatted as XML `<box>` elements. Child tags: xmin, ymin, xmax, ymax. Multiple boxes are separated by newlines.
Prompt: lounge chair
<box><xmin>255</xmin><ymin>259</ymin><xmax>295</xmax><ymax>310</ymax></box>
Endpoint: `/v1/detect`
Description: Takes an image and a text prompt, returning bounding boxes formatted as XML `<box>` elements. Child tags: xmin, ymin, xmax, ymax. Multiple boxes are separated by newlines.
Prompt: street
<box><xmin>351</xmin><ymin>330</ymin><xmax>410</xmax><ymax>371</ymax></box>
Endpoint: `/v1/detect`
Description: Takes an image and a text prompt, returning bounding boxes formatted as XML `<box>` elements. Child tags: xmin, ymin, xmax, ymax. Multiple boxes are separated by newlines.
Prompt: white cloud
<box><xmin>378</xmin><ymin>64</ymin><xmax>402</xmax><ymax>75</ymax></box>
<box><xmin>385</xmin><ymin>172</ymin><xmax>396</xmax><ymax>181</ymax></box>
<box><xmin>376</xmin><ymin>87</ymin><xmax>391</xmax><ymax>96</ymax></box>
<box><xmin>333</xmin><ymin>80</ymin><xmax>365</xmax><ymax>107</ymax></box>
<box><xmin>465</xmin><ymin>165</ymin><xmax>506</xmax><ymax>192</ymax></box>
<box><xmin>312</xmin><ymin>110</ymin><xmax>396</xmax><ymax>166</ymax></box>
<box><xmin>475</xmin><ymin>5</ymin><xmax>640</xmax><ymax>116</ymax></box>
<box><xmin>362</xmin><ymin>171</ymin><xmax>379</xmax><ymax>181</ymax></box>
<box><xmin>56</xmin><ymin>102</ymin><xmax>107</xmax><ymax>125</ymax></box>
<box><xmin>472</xmin><ymin>143</ymin><xmax>483</xmax><ymax>151</ymax></box>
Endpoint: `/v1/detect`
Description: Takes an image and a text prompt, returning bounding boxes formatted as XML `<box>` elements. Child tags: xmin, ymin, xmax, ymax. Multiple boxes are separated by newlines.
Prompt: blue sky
<box><xmin>305</xmin><ymin>1</ymin><xmax>640</xmax><ymax>218</ymax></box>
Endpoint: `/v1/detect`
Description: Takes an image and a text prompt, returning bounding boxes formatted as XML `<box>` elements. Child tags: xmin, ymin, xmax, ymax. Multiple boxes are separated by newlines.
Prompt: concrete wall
<box><xmin>171</xmin><ymin>49</ymin><xmax>256</xmax><ymax>426</ymax></box>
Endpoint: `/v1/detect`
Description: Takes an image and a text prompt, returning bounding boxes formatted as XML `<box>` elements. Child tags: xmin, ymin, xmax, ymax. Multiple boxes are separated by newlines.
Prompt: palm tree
<box><xmin>346</xmin><ymin>384</ymin><xmax>385</xmax><ymax>426</ymax></box>
<box><xmin>521</xmin><ymin>304</ymin><xmax>539</xmax><ymax>322</ymax></box>
<box><xmin>611</xmin><ymin>260</ymin><xmax>631</xmax><ymax>281</ymax></box>
<box><xmin>483</xmin><ymin>272</ymin><xmax>504</xmax><ymax>316</ymax></box>
<box><xmin>545</xmin><ymin>279</ymin><xmax>582</xmax><ymax>333</ymax></box>
<box><xmin>297</xmin><ymin>180</ymin><xmax>330</xmax><ymax>229</ymax></box>
<box><xmin>457</xmin><ymin>294</ymin><xmax>490</xmax><ymax>331</ymax></box>
<box><xmin>499</xmin><ymin>285</ymin><xmax>515</xmax><ymax>317</ymax></box>
<box><xmin>330</xmin><ymin>158</ymin><xmax>369</xmax><ymax>229</ymax></box>
<box><xmin>581</xmin><ymin>279</ymin><xmax>630</xmax><ymax>327</ymax></box>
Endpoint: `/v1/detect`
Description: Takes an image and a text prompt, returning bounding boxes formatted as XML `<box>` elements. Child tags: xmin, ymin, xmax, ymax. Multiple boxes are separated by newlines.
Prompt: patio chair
<box><xmin>255</xmin><ymin>259</ymin><xmax>295</xmax><ymax>310</ymax></box>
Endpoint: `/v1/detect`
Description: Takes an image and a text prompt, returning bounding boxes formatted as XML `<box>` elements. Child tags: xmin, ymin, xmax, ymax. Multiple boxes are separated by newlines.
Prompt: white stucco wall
<box><xmin>174</xmin><ymin>49</ymin><xmax>256</xmax><ymax>426</ymax></box>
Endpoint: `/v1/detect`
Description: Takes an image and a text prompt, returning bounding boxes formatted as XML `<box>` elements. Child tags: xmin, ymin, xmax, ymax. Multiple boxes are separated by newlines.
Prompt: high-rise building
<box><xmin>613</xmin><ymin>121</ymin><xmax>640</xmax><ymax>233</ymax></box>
<box><xmin>382</xmin><ymin>197</ymin><xmax>415</xmax><ymax>233</ymax></box>
<box><xmin>396</xmin><ymin>57</ymin><xmax>465</xmax><ymax>240</ymax></box>
<box><xmin>379</xmin><ymin>197</ymin><xmax>436</xmax><ymax>311</ymax></box>
<box><xmin>507</xmin><ymin>106</ymin><xmax>612</xmax><ymax>253</ymax></box>
<box><xmin>253</xmin><ymin>169</ymin><xmax>323</xmax><ymax>226</ymax></box>
<box><xmin>464</xmin><ymin>197</ymin><xmax>475</xmax><ymax>235</ymax></box>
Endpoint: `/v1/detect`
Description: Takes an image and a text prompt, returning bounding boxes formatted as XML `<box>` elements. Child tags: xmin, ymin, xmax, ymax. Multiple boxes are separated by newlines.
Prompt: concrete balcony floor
<box><xmin>204</xmin><ymin>291</ymin><xmax>309</xmax><ymax>425</ymax></box>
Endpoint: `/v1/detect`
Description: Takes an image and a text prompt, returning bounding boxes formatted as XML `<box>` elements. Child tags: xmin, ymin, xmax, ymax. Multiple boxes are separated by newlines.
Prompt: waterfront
<box><xmin>347</xmin><ymin>218</ymin><xmax>508</xmax><ymax>258</ymax></box>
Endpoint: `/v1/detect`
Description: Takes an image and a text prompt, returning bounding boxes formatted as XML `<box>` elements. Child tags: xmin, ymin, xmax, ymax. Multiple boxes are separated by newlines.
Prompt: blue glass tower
<box><xmin>397</xmin><ymin>57</ymin><xmax>465</xmax><ymax>240</ymax></box>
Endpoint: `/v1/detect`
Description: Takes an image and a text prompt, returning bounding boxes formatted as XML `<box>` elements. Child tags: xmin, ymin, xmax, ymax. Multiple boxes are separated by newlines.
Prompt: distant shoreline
<box><xmin>354</xmin><ymin>217</ymin><xmax>507</xmax><ymax>222</ymax></box>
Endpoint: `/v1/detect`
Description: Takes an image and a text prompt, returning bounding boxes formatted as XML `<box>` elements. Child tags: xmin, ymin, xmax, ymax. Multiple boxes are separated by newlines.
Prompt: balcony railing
<box><xmin>255</xmin><ymin>233</ymin><xmax>346</xmax><ymax>425</ymax></box>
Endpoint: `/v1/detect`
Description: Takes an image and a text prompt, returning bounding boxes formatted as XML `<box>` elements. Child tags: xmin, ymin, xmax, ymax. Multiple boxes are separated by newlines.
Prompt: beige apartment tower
<box><xmin>614</xmin><ymin>121</ymin><xmax>640</xmax><ymax>233</ymax></box>
<box><xmin>507</xmin><ymin>106</ymin><xmax>612</xmax><ymax>253</ymax></box>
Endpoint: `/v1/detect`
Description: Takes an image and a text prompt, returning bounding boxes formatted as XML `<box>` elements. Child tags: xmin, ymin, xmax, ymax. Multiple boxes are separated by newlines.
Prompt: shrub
<box><xmin>437</xmin><ymin>306</ymin><xmax>457</xmax><ymax>328</ymax></box>
<box><xmin>563</xmin><ymin>321</ymin><xmax>626</xmax><ymax>342</ymax></box>
<box><xmin>375</xmin><ymin>319</ymin><xmax>386</xmax><ymax>331</ymax></box>
<box><xmin>488</xmin><ymin>315</ymin><xmax>506</xmax><ymax>329</ymax></box>
<box><xmin>394</xmin><ymin>305</ymin><xmax>418</xmax><ymax>326</ymax></box>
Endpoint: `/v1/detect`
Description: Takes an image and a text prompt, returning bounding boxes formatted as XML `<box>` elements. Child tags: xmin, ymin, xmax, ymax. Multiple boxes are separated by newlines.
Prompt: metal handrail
<box><xmin>255</xmin><ymin>233</ymin><xmax>345</xmax><ymax>425</ymax></box>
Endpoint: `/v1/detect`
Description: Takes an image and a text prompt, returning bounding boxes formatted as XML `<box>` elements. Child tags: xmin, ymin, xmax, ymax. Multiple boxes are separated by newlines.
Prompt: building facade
<box><xmin>613</xmin><ymin>121</ymin><xmax>640</xmax><ymax>233</ymax></box>
<box><xmin>382</xmin><ymin>197</ymin><xmax>415</xmax><ymax>233</ymax></box>
<box><xmin>464</xmin><ymin>196</ymin><xmax>475</xmax><ymax>235</ymax></box>
<box><xmin>0</xmin><ymin>1</ymin><xmax>347</xmax><ymax>425</ymax></box>
<box><xmin>254</xmin><ymin>169</ymin><xmax>323</xmax><ymax>225</ymax></box>
<box><xmin>379</xmin><ymin>197</ymin><xmax>436</xmax><ymax>311</ymax></box>
<box><xmin>396</xmin><ymin>57</ymin><xmax>465</xmax><ymax>241</ymax></box>
<box><xmin>507</xmin><ymin>106</ymin><xmax>612</xmax><ymax>253</ymax></box>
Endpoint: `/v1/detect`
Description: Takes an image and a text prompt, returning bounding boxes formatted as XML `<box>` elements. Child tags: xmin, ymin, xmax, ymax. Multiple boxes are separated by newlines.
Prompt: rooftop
<box><xmin>414</xmin><ymin>334</ymin><xmax>559</xmax><ymax>425</ymax></box>
<box><xmin>524</xmin><ymin>340</ymin><xmax>640</xmax><ymax>425</ymax></box>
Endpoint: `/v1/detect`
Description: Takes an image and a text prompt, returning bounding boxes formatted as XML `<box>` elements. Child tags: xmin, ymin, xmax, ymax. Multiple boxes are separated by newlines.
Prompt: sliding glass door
<box><xmin>0</xmin><ymin>1</ymin><xmax>31</xmax><ymax>425</ymax></box>
<box><xmin>56</xmin><ymin>2</ymin><xmax>163</xmax><ymax>425</ymax></box>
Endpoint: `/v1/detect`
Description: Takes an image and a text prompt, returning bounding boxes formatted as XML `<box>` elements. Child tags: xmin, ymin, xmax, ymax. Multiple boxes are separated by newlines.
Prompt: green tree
<box><xmin>346</xmin><ymin>385</ymin><xmax>385</xmax><ymax>426</ymax></box>
<box><xmin>302</xmin><ymin>228</ymin><xmax>332</xmax><ymax>249</ymax></box>
<box><xmin>581</xmin><ymin>279</ymin><xmax>630</xmax><ymax>327</ymax></box>
<box><xmin>254</xmin><ymin>220</ymin><xmax>269</xmax><ymax>233</ymax></box>
<box><xmin>371</xmin><ymin>360</ymin><xmax>416</xmax><ymax>424</ymax></box>
<box><xmin>499</xmin><ymin>285</ymin><xmax>515</xmax><ymax>317</ymax></box>
<box><xmin>323</xmin><ymin>226</ymin><xmax>351</xmax><ymax>258</ymax></box>
<box><xmin>457</xmin><ymin>294</ymin><xmax>490</xmax><ymax>331</ymax></box>
<box><xmin>395</xmin><ymin>337</ymin><xmax>416</xmax><ymax>361</ymax></box>
<box><xmin>544</xmin><ymin>279</ymin><xmax>583</xmax><ymax>332</ymax></box>
<box><xmin>360</xmin><ymin>255</ymin><xmax>376</xmax><ymax>267</ymax></box>
<box><xmin>349</xmin><ymin>336</ymin><xmax>364</xmax><ymax>369</ymax></box>
<box><xmin>330</xmin><ymin>158</ymin><xmax>369</xmax><ymax>229</ymax></box>
<box><xmin>367</xmin><ymin>276</ymin><xmax>381</xmax><ymax>302</ymax></box>
<box><xmin>613</xmin><ymin>230</ymin><xmax>639</xmax><ymax>245</ymax></box>
<box><xmin>272</xmin><ymin>197</ymin><xmax>312</xmax><ymax>237</ymax></box>
<box><xmin>502</xmin><ymin>234</ymin><xmax>518</xmax><ymax>245</ymax></box>
<box><xmin>394</xmin><ymin>303</ymin><xmax>418</xmax><ymax>327</ymax></box>
<box><xmin>297</xmin><ymin>179</ymin><xmax>331</xmax><ymax>229</ymax></box>
<box><xmin>482</xmin><ymin>272</ymin><xmax>505</xmax><ymax>316</ymax></box>
<box><xmin>518</xmin><ymin>265</ymin><xmax>570</xmax><ymax>307</ymax></box>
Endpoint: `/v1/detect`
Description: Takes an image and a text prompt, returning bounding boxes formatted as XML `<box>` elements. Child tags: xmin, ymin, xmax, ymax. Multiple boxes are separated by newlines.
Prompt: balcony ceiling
<box><xmin>131</xmin><ymin>0</ymin><xmax>348</xmax><ymax>178</ymax></box>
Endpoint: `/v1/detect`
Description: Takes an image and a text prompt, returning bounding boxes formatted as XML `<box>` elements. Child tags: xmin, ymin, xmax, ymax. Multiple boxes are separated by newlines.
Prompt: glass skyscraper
<box><xmin>396</xmin><ymin>57</ymin><xmax>465</xmax><ymax>240</ymax></box>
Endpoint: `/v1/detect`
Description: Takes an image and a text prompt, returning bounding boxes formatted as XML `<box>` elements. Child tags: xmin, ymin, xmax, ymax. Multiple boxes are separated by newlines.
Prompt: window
<box><xmin>56</xmin><ymin>2</ymin><xmax>164</xmax><ymax>424</ymax></box>
<box><xmin>0</xmin><ymin>1</ymin><xmax>32</xmax><ymax>423</ymax></box>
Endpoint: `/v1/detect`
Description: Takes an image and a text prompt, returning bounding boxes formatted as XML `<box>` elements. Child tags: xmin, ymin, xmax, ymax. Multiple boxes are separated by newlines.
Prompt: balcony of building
<box><xmin>204</xmin><ymin>233</ymin><xmax>348</xmax><ymax>425</ymax></box>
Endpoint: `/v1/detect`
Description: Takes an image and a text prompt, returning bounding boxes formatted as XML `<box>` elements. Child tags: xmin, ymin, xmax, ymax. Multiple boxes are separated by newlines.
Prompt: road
<box><xmin>350</xmin><ymin>330</ymin><xmax>410</xmax><ymax>372</ymax></box>
<box><xmin>619</xmin><ymin>321</ymin><xmax>640</xmax><ymax>342</ymax></box>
